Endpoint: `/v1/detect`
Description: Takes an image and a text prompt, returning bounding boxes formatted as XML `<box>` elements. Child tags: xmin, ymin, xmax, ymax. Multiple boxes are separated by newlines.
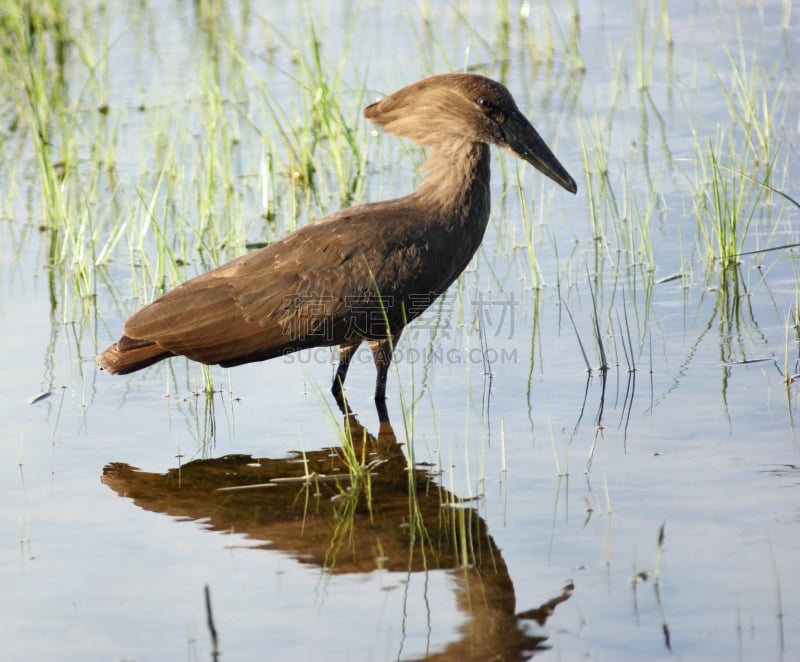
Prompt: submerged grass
<box><xmin>693</xmin><ymin>134</ymin><xmax>770</xmax><ymax>269</ymax></box>
<box><xmin>2</xmin><ymin>1</ymin><xmax>375</xmax><ymax>307</ymax></box>
<box><xmin>3</xmin><ymin>2</ymin><xmax>71</xmax><ymax>230</ymax></box>
<box><xmin>252</xmin><ymin>9</ymin><xmax>369</xmax><ymax>208</ymax></box>
<box><xmin>685</xmin><ymin>11</ymin><xmax>793</xmax><ymax>271</ymax></box>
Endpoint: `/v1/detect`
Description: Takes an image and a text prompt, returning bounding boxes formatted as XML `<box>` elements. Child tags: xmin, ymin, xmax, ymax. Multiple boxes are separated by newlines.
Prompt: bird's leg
<box><xmin>370</xmin><ymin>331</ymin><xmax>402</xmax><ymax>422</ymax></box>
<box><xmin>332</xmin><ymin>341</ymin><xmax>360</xmax><ymax>413</ymax></box>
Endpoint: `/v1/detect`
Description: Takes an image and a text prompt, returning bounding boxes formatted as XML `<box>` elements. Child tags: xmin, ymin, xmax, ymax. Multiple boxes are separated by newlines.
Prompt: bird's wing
<box><xmin>122</xmin><ymin>207</ymin><xmax>430</xmax><ymax>365</ymax></box>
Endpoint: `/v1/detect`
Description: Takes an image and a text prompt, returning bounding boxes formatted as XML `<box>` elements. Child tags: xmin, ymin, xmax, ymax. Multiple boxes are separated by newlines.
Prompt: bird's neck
<box><xmin>414</xmin><ymin>142</ymin><xmax>491</xmax><ymax>229</ymax></box>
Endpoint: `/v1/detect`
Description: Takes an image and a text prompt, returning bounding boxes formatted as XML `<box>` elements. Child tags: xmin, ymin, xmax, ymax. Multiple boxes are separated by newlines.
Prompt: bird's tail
<box><xmin>97</xmin><ymin>336</ymin><xmax>173</xmax><ymax>375</ymax></box>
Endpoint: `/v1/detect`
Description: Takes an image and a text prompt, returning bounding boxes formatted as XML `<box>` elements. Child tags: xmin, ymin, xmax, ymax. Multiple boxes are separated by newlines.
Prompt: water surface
<box><xmin>2</xmin><ymin>1</ymin><xmax>799</xmax><ymax>660</ymax></box>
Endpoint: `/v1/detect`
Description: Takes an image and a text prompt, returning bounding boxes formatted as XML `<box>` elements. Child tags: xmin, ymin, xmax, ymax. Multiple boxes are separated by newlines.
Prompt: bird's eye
<box><xmin>476</xmin><ymin>96</ymin><xmax>492</xmax><ymax>110</ymax></box>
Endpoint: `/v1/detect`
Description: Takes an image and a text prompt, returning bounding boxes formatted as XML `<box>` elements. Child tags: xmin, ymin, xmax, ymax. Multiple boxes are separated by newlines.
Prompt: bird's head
<box><xmin>364</xmin><ymin>73</ymin><xmax>577</xmax><ymax>194</ymax></box>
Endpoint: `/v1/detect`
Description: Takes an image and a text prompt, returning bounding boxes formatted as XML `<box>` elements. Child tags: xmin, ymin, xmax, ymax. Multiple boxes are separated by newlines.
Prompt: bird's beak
<box><xmin>504</xmin><ymin>111</ymin><xmax>577</xmax><ymax>194</ymax></box>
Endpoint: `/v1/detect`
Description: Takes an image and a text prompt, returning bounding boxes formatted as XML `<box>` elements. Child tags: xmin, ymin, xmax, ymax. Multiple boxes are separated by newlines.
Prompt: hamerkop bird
<box><xmin>98</xmin><ymin>73</ymin><xmax>577</xmax><ymax>418</ymax></box>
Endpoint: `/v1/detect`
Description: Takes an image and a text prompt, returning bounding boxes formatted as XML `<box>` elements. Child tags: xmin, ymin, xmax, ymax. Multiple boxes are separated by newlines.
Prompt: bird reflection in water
<box><xmin>97</xmin><ymin>73</ymin><xmax>576</xmax><ymax>421</ymax></box>
<box><xmin>103</xmin><ymin>415</ymin><xmax>573</xmax><ymax>660</ymax></box>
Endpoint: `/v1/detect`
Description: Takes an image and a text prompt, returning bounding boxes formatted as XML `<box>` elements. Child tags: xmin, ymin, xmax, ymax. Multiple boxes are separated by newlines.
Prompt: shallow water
<box><xmin>3</xmin><ymin>1</ymin><xmax>799</xmax><ymax>660</ymax></box>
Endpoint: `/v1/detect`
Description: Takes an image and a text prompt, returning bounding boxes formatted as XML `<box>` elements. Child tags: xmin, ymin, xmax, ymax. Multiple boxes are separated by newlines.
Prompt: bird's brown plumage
<box><xmin>97</xmin><ymin>73</ymin><xmax>577</xmax><ymax>418</ymax></box>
